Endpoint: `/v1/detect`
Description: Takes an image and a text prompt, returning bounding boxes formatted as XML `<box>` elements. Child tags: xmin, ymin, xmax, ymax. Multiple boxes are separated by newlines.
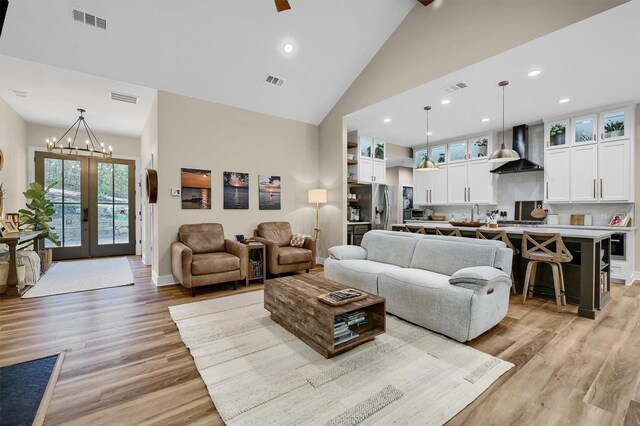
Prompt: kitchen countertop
<box><xmin>539</xmin><ymin>224</ymin><xmax>636</xmax><ymax>232</ymax></box>
<box><xmin>393</xmin><ymin>222</ymin><xmax>614</xmax><ymax>239</ymax></box>
<box><xmin>347</xmin><ymin>221</ymin><xmax>371</xmax><ymax>225</ymax></box>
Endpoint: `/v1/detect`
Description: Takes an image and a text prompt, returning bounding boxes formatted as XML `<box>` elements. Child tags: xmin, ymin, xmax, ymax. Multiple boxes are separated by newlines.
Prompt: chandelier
<box><xmin>45</xmin><ymin>109</ymin><xmax>112</xmax><ymax>158</ymax></box>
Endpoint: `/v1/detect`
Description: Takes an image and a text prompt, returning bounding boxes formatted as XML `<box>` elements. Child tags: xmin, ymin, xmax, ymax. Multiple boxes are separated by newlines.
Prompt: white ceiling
<box><xmin>347</xmin><ymin>0</ymin><xmax>640</xmax><ymax>148</ymax></box>
<box><xmin>0</xmin><ymin>0</ymin><xmax>417</xmax><ymax>133</ymax></box>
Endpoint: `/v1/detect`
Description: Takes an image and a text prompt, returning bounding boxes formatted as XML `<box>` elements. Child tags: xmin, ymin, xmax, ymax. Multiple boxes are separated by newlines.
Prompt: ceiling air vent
<box><xmin>10</xmin><ymin>89</ymin><xmax>27</xmax><ymax>98</ymax></box>
<box><xmin>265</xmin><ymin>75</ymin><xmax>285</xmax><ymax>87</ymax></box>
<box><xmin>110</xmin><ymin>91</ymin><xmax>138</xmax><ymax>104</ymax></box>
<box><xmin>441</xmin><ymin>81</ymin><xmax>469</xmax><ymax>93</ymax></box>
<box><xmin>72</xmin><ymin>9</ymin><xmax>107</xmax><ymax>30</ymax></box>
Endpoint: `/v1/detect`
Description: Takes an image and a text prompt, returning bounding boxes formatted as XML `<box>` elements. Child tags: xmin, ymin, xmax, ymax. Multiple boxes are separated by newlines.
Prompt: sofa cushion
<box><xmin>323</xmin><ymin>259</ymin><xmax>401</xmax><ymax>295</ymax></box>
<box><xmin>449</xmin><ymin>266</ymin><xmax>511</xmax><ymax>287</ymax></box>
<box><xmin>290</xmin><ymin>233</ymin><xmax>308</xmax><ymax>248</ymax></box>
<box><xmin>278</xmin><ymin>246</ymin><xmax>312</xmax><ymax>265</ymax></box>
<box><xmin>379</xmin><ymin>268</ymin><xmax>451</xmax><ymax>289</ymax></box>
<box><xmin>361</xmin><ymin>232</ymin><xmax>418</xmax><ymax>268</ymax></box>
<box><xmin>409</xmin><ymin>238</ymin><xmax>498</xmax><ymax>276</ymax></box>
<box><xmin>328</xmin><ymin>245</ymin><xmax>367</xmax><ymax>261</ymax></box>
<box><xmin>179</xmin><ymin>223</ymin><xmax>225</xmax><ymax>254</ymax></box>
<box><xmin>191</xmin><ymin>252</ymin><xmax>239</xmax><ymax>275</ymax></box>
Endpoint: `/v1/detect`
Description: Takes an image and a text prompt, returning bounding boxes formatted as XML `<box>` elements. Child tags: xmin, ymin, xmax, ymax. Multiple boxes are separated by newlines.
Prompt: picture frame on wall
<box><xmin>181</xmin><ymin>168</ymin><xmax>211</xmax><ymax>209</ymax></box>
<box><xmin>402</xmin><ymin>186</ymin><xmax>413</xmax><ymax>210</ymax></box>
<box><xmin>258</xmin><ymin>175</ymin><xmax>281</xmax><ymax>210</ymax></box>
<box><xmin>223</xmin><ymin>172</ymin><xmax>249</xmax><ymax>209</ymax></box>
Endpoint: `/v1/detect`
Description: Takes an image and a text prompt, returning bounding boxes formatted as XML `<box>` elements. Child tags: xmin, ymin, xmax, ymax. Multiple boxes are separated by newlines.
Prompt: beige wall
<box><xmin>635</xmin><ymin>105</ymin><xmax>639</xmax><ymax>271</ymax></box>
<box><xmin>0</xmin><ymin>97</ymin><xmax>28</xmax><ymax>215</ymax></box>
<box><xmin>154</xmin><ymin>91</ymin><xmax>319</xmax><ymax>278</ymax></box>
<box><xmin>27</xmin><ymin>123</ymin><xmax>141</xmax><ymax>159</ymax></box>
<box><xmin>318</xmin><ymin>0</ymin><xmax>626</xmax><ymax>251</ymax></box>
<box><xmin>141</xmin><ymin>95</ymin><xmax>158</xmax><ymax>266</ymax></box>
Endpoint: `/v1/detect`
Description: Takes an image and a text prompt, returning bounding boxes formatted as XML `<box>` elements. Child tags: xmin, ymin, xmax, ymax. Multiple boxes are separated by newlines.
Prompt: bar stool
<box><xmin>436</xmin><ymin>227</ymin><xmax>462</xmax><ymax>237</ymax></box>
<box><xmin>521</xmin><ymin>231</ymin><xmax>573</xmax><ymax>312</ymax></box>
<box><xmin>404</xmin><ymin>225</ymin><xmax>426</xmax><ymax>234</ymax></box>
<box><xmin>476</xmin><ymin>228</ymin><xmax>518</xmax><ymax>295</ymax></box>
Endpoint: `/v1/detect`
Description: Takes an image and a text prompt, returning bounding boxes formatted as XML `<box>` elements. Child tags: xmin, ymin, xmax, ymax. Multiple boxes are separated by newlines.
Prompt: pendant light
<box><xmin>45</xmin><ymin>109</ymin><xmax>113</xmax><ymax>158</ymax></box>
<box><xmin>416</xmin><ymin>105</ymin><xmax>439</xmax><ymax>171</ymax></box>
<box><xmin>488</xmin><ymin>81</ymin><xmax>520</xmax><ymax>163</ymax></box>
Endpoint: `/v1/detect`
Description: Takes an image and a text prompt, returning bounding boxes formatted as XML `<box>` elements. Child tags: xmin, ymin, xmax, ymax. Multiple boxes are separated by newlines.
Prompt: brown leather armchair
<box><xmin>253</xmin><ymin>222</ymin><xmax>316</xmax><ymax>276</ymax></box>
<box><xmin>171</xmin><ymin>223</ymin><xmax>247</xmax><ymax>296</ymax></box>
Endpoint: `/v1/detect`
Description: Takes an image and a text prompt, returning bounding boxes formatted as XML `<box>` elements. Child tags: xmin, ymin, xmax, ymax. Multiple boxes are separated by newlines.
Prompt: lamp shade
<box><xmin>308</xmin><ymin>189</ymin><xmax>327</xmax><ymax>204</ymax></box>
<box><xmin>488</xmin><ymin>143</ymin><xmax>520</xmax><ymax>163</ymax></box>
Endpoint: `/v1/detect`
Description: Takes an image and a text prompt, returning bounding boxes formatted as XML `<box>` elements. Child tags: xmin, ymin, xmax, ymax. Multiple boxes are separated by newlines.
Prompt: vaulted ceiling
<box><xmin>0</xmin><ymin>0</ymin><xmax>417</xmax><ymax>135</ymax></box>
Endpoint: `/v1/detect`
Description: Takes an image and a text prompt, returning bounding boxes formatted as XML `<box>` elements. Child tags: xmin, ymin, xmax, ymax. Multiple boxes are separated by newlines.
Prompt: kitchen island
<box><xmin>391</xmin><ymin>223</ymin><xmax>613</xmax><ymax>319</ymax></box>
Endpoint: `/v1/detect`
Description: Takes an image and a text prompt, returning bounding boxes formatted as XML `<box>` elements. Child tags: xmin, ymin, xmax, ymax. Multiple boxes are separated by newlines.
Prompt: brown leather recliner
<box><xmin>171</xmin><ymin>223</ymin><xmax>247</xmax><ymax>296</ymax></box>
<box><xmin>253</xmin><ymin>222</ymin><xmax>316</xmax><ymax>276</ymax></box>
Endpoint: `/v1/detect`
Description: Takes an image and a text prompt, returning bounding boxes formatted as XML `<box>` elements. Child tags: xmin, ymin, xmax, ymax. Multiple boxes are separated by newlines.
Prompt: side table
<box><xmin>245</xmin><ymin>242</ymin><xmax>266</xmax><ymax>286</ymax></box>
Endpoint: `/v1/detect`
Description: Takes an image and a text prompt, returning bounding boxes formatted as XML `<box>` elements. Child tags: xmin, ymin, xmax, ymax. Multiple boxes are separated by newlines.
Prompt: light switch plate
<box><xmin>171</xmin><ymin>188</ymin><xmax>181</xmax><ymax>196</ymax></box>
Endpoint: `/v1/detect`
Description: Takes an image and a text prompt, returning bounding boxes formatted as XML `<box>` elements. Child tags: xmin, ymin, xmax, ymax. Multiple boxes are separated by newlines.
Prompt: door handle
<box><xmin>593</xmin><ymin>179</ymin><xmax>596</xmax><ymax>198</ymax></box>
<box><xmin>430</xmin><ymin>190</ymin><xmax>432</xmax><ymax>203</ymax></box>
<box><xmin>464</xmin><ymin>188</ymin><xmax>467</xmax><ymax>202</ymax></box>
<box><xmin>468</xmin><ymin>187</ymin><xmax>471</xmax><ymax>201</ymax></box>
<box><xmin>600</xmin><ymin>178</ymin><xmax>603</xmax><ymax>198</ymax></box>
<box><xmin>546</xmin><ymin>182</ymin><xmax>549</xmax><ymax>199</ymax></box>
<box><xmin>83</xmin><ymin>207</ymin><xmax>89</xmax><ymax>223</ymax></box>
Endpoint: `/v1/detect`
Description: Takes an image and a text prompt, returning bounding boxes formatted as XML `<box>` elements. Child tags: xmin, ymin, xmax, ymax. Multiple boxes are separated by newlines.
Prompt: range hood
<box><xmin>491</xmin><ymin>124</ymin><xmax>544</xmax><ymax>174</ymax></box>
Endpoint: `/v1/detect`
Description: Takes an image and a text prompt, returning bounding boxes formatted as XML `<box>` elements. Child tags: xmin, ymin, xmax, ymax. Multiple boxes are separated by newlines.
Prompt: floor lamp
<box><xmin>308</xmin><ymin>189</ymin><xmax>327</xmax><ymax>257</ymax></box>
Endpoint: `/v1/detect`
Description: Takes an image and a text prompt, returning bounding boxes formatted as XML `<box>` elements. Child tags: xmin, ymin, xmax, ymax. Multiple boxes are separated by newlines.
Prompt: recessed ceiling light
<box><xmin>426</xmin><ymin>131</ymin><xmax>433</xmax><ymax>136</ymax></box>
<box><xmin>383</xmin><ymin>117</ymin><xmax>391</xmax><ymax>123</ymax></box>
<box><xmin>558</xmin><ymin>98</ymin><xmax>570</xmax><ymax>103</ymax></box>
<box><xmin>528</xmin><ymin>70</ymin><xmax>541</xmax><ymax>77</ymax></box>
<box><xmin>441</xmin><ymin>99</ymin><xmax>450</xmax><ymax>105</ymax></box>
<box><xmin>481</xmin><ymin>118</ymin><xmax>490</xmax><ymax>122</ymax></box>
<box><xmin>283</xmin><ymin>43</ymin><xmax>294</xmax><ymax>53</ymax></box>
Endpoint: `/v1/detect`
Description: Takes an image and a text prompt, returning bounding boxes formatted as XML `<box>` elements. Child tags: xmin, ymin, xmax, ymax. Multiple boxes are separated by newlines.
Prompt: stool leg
<box><xmin>522</xmin><ymin>261</ymin><xmax>536</xmax><ymax>304</ymax></box>
<box><xmin>510</xmin><ymin>271</ymin><xmax>516</xmax><ymax>295</ymax></box>
<box><xmin>558</xmin><ymin>263</ymin><xmax>567</xmax><ymax>306</ymax></box>
<box><xmin>550</xmin><ymin>263</ymin><xmax>563</xmax><ymax>313</ymax></box>
<box><xmin>528</xmin><ymin>261</ymin><xmax>539</xmax><ymax>301</ymax></box>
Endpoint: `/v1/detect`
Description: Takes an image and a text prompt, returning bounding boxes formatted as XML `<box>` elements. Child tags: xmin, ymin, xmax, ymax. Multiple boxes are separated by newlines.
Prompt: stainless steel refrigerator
<box><xmin>349</xmin><ymin>184</ymin><xmax>395</xmax><ymax>230</ymax></box>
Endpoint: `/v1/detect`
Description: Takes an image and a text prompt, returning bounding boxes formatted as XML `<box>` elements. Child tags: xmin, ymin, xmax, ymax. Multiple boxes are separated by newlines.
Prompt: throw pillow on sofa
<box><xmin>290</xmin><ymin>234</ymin><xmax>309</xmax><ymax>248</ymax></box>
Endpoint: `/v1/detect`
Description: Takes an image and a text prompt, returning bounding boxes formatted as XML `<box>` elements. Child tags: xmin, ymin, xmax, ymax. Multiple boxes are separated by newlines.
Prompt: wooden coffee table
<box><xmin>264</xmin><ymin>275</ymin><xmax>386</xmax><ymax>358</ymax></box>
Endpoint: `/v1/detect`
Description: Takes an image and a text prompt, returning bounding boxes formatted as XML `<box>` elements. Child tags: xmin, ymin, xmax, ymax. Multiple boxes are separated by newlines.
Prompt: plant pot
<box><xmin>551</xmin><ymin>133</ymin><xmax>565</xmax><ymax>146</ymax></box>
<box><xmin>606</xmin><ymin>130</ymin><xmax>624</xmax><ymax>138</ymax></box>
<box><xmin>39</xmin><ymin>249</ymin><xmax>53</xmax><ymax>273</ymax></box>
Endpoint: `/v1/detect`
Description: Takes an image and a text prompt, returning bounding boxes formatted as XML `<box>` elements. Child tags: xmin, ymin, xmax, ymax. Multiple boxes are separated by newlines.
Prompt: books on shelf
<box><xmin>333</xmin><ymin>311</ymin><xmax>368</xmax><ymax>345</ymax></box>
<box><xmin>249</xmin><ymin>259</ymin><xmax>262</xmax><ymax>278</ymax></box>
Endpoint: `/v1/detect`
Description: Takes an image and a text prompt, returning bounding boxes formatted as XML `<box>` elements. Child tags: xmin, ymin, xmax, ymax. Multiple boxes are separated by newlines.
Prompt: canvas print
<box><xmin>402</xmin><ymin>186</ymin><xmax>413</xmax><ymax>210</ymax></box>
<box><xmin>223</xmin><ymin>171</ymin><xmax>249</xmax><ymax>209</ymax></box>
<box><xmin>181</xmin><ymin>168</ymin><xmax>211</xmax><ymax>209</ymax></box>
<box><xmin>259</xmin><ymin>175</ymin><xmax>281</xmax><ymax>210</ymax></box>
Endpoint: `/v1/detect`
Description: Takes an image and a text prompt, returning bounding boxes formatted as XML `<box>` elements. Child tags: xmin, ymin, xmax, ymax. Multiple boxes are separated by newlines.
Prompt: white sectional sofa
<box><xmin>324</xmin><ymin>230</ymin><xmax>513</xmax><ymax>342</ymax></box>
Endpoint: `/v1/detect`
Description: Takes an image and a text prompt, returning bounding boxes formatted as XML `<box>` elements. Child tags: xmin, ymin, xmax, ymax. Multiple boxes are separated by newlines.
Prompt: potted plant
<box><xmin>375</xmin><ymin>142</ymin><xmax>384</xmax><ymax>159</ymax></box>
<box><xmin>549</xmin><ymin>123</ymin><xmax>566</xmax><ymax>146</ymax></box>
<box><xmin>604</xmin><ymin>120</ymin><xmax>624</xmax><ymax>138</ymax></box>
<box><xmin>18</xmin><ymin>182</ymin><xmax>61</xmax><ymax>272</ymax></box>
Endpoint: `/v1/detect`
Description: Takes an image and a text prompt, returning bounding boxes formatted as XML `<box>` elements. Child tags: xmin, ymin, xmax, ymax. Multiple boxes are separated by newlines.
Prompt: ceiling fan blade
<box><xmin>417</xmin><ymin>0</ymin><xmax>435</xmax><ymax>6</ymax></box>
<box><xmin>274</xmin><ymin>0</ymin><xmax>291</xmax><ymax>12</ymax></box>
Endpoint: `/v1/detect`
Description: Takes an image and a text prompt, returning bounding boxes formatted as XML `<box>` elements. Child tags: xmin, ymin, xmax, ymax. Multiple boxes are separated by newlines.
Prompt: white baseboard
<box><xmin>152</xmin><ymin>270</ymin><xmax>178</xmax><ymax>287</ymax></box>
<box><xmin>141</xmin><ymin>254</ymin><xmax>151</xmax><ymax>266</ymax></box>
<box><xmin>316</xmin><ymin>256</ymin><xmax>326</xmax><ymax>265</ymax></box>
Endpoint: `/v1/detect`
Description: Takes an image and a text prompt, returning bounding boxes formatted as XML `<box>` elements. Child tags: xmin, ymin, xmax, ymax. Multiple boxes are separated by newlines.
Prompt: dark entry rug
<box><xmin>0</xmin><ymin>355</ymin><xmax>58</xmax><ymax>426</ymax></box>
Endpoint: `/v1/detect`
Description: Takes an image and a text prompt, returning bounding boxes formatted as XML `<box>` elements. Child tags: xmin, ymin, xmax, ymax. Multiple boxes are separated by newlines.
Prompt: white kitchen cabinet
<box><xmin>352</xmin><ymin>131</ymin><xmax>386</xmax><ymax>184</ymax></box>
<box><xmin>570</xmin><ymin>145</ymin><xmax>598</xmax><ymax>202</ymax></box>
<box><xmin>598</xmin><ymin>140</ymin><xmax>630</xmax><ymax>201</ymax></box>
<box><xmin>448</xmin><ymin>162</ymin><xmax>468</xmax><ymax>204</ymax></box>
<box><xmin>544</xmin><ymin>148</ymin><xmax>571</xmax><ymax>202</ymax></box>
<box><xmin>413</xmin><ymin>170</ymin><xmax>429</xmax><ymax>205</ymax></box>
<box><xmin>467</xmin><ymin>160</ymin><xmax>493</xmax><ymax>204</ymax></box>
<box><xmin>572</xmin><ymin>115</ymin><xmax>597</xmax><ymax>146</ymax></box>
<box><xmin>372</xmin><ymin>160</ymin><xmax>386</xmax><ymax>184</ymax></box>
<box><xmin>357</xmin><ymin>158</ymin><xmax>384</xmax><ymax>184</ymax></box>
<box><xmin>600</xmin><ymin>109</ymin><xmax>627</xmax><ymax>142</ymax></box>
<box><xmin>430</xmin><ymin>166</ymin><xmax>448</xmax><ymax>204</ymax></box>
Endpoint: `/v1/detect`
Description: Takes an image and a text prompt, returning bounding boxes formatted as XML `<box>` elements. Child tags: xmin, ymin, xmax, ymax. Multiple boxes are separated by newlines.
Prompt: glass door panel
<box><xmin>449</xmin><ymin>141</ymin><xmax>467</xmax><ymax>162</ymax></box>
<box><xmin>545</xmin><ymin>119</ymin><xmax>569</xmax><ymax>149</ymax></box>
<box><xmin>469</xmin><ymin>136</ymin><xmax>489</xmax><ymax>159</ymax></box>
<box><xmin>431</xmin><ymin>145</ymin><xmax>447</xmax><ymax>165</ymax></box>
<box><xmin>36</xmin><ymin>153</ymin><xmax>89</xmax><ymax>259</ymax></box>
<box><xmin>573</xmin><ymin>115</ymin><xmax>596</xmax><ymax>145</ymax></box>
<box><xmin>359</xmin><ymin>136</ymin><xmax>373</xmax><ymax>158</ymax></box>
<box><xmin>601</xmin><ymin>110</ymin><xmax>626</xmax><ymax>140</ymax></box>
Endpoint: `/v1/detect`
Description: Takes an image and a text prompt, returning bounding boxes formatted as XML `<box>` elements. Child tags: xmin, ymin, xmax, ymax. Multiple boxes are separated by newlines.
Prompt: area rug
<box><xmin>22</xmin><ymin>257</ymin><xmax>133</xmax><ymax>298</ymax></box>
<box><xmin>0</xmin><ymin>355</ymin><xmax>60</xmax><ymax>425</ymax></box>
<box><xmin>169</xmin><ymin>291</ymin><xmax>513</xmax><ymax>425</ymax></box>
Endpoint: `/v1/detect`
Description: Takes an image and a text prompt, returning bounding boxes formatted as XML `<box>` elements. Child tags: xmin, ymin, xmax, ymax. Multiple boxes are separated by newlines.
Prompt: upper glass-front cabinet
<box><xmin>469</xmin><ymin>136</ymin><xmax>489</xmax><ymax>160</ymax></box>
<box><xmin>373</xmin><ymin>138</ymin><xmax>385</xmax><ymax>160</ymax></box>
<box><xmin>431</xmin><ymin>145</ymin><xmax>447</xmax><ymax>165</ymax></box>
<box><xmin>414</xmin><ymin>149</ymin><xmax>428</xmax><ymax>168</ymax></box>
<box><xmin>572</xmin><ymin>115</ymin><xmax>597</xmax><ymax>146</ymax></box>
<box><xmin>359</xmin><ymin>135</ymin><xmax>373</xmax><ymax>158</ymax></box>
<box><xmin>449</xmin><ymin>141</ymin><xmax>467</xmax><ymax>163</ymax></box>
<box><xmin>600</xmin><ymin>110</ymin><xmax>627</xmax><ymax>141</ymax></box>
<box><xmin>545</xmin><ymin>119</ymin><xmax>570</xmax><ymax>150</ymax></box>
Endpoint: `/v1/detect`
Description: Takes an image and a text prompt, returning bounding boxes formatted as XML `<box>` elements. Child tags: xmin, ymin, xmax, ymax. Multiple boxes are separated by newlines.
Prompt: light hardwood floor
<box><xmin>1</xmin><ymin>257</ymin><xmax>639</xmax><ymax>425</ymax></box>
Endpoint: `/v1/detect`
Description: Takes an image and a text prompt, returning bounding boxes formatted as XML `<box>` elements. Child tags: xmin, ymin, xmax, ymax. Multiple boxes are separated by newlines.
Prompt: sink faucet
<box><xmin>471</xmin><ymin>204</ymin><xmax>480</xmax><ymax>222</ymax></box>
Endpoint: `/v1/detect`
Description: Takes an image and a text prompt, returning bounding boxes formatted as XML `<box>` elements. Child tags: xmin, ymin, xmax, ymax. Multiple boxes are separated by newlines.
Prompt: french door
<box><xmin>35</xmin><ymin>152</ymin><xmax>136</xmax><ymax>260</ymax></box>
